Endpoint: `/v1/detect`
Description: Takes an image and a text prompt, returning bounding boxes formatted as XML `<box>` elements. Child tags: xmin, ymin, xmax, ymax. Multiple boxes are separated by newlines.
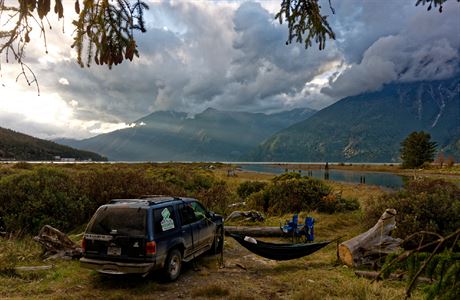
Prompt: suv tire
<box><xmin>163</xmin><ymin>248</ymin><xmax>182</xmax><ymax>281</ymax></box>
<box><xmin>211</xmin><ymin>226</ymin><xmax>224</xmax><ymax>254</ymax></box>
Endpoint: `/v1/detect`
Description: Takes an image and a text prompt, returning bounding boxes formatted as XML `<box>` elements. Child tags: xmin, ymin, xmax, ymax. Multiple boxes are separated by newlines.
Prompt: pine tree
<box><xmin>400</xmin><ymin>131</ymin><xmax>437</xmax><ymax>168</ymax></box>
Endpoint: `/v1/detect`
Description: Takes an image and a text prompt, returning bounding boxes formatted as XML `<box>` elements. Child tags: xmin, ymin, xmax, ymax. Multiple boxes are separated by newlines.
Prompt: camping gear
<box><xmin>305</xmin><ymin>217</ymin><xmax>314</xmax><ymax>241</ymax></box>
<box><xmin>229</xmin><ymin>233</ymin><xmax>331</xmax><ymax>261</ymax></box>
<box><xmin>281</xmin><ymin>215</ymin><xmax>315</xmax><ymax>242</ymax></box>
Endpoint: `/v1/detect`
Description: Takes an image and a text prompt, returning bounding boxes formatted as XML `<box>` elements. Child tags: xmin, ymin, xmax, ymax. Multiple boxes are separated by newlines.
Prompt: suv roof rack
<box><xmin>109</xmin><ymin>196</ymin><xmax>184</xmax><ymax>206</ymax></box>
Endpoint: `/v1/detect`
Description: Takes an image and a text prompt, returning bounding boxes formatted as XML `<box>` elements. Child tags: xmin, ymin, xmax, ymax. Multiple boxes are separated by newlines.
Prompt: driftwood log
<box><xmin>339</xmin><ymin>208</ymin><xmax>402</xmax><ymax>267</ymax></box>
<box><xmin>226</xmin><ymin>211</ymin><xmax>265</xmax><ymax>222</ymax></box>
<box><xmin>225</xmin><ymin>226</ymin><xmax>284</xmax><ymax>237</ymax></box>
<box><xmin>15</xmin><ymin>265</ymin><xmax>53</xmax><ymax>272</ymax></box>
<box><xmin>33</xmin><ymin>225</ymin><xmax>82</xmax><ymax>260</ymax></box>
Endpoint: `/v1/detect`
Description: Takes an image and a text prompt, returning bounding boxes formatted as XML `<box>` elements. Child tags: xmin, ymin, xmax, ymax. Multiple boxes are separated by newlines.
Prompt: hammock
<box><xmin>229</xmin><ymin>233</ymin><xmax>332</xmax><ymax>261</ymax></box>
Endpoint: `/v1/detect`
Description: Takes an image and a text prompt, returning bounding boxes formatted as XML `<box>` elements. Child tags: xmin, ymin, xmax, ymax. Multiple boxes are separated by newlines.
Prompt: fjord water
<box><xmin>240</xmin><ymin>164</ymin><xmax>405</xmax><ymax>189</ymax></box>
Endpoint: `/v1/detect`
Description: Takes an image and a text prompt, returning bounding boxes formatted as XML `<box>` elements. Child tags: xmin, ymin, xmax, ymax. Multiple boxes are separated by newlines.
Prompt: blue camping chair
<box><xmin>281</xmin><ymin>215</ymin><xmax>315</xmax><ymax>242</ymax></box>
<box><xmin>281</xmin><ymin>214</ymin><xmax>300</xmax><ymax>234</ymax></box>
<box><xmin>305</xmin><ymin>217</ymin><xmax>315</xmax><ymax>241</ymax></box>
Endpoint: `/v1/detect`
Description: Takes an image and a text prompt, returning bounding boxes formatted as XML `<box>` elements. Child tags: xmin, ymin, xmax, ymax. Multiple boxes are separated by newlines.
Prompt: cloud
<box><xmin>59</xmin><ymin>78</ymin><xmax>69</xmax><ymax>85</ymax></box>
<box><xmin>24</xmin><ymin>1</ymin><xmax>341</xmax><ymax>124</ymax></box>
<box><xmin>0</xmin><ymin>0</ymin><xmax>458</xmax><ymax>139</ymax></box>
<box><xmin>322</xmin><ymin>1</ymin><xmax>460</xmax><ymax>98</ymax></box>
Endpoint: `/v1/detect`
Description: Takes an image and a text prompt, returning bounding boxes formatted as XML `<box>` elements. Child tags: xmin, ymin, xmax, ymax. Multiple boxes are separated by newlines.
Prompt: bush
<box><xmin>236</xmin><ymin>181</ymin><xmax>267</xmax><ymax>199</ymax></box>
<box><xmin>317</xmin><ymin>194</ymin><xmax>360</xmax><ymax>214</ymax></box>
<box><xmin>364</xmin><ymin>178</ymin><xmax>460</xmax><ymax>239</ymax></box>
<box><xmin>272</xmin><ymin>172</ymin><xmax>302</xmax><ymax>182</ymax></box>
<box><xmin>247</xmin><ymin>173</ymin><xmax>359</xmax><ymax>214</ymax></box>
<box><xmin>196</xmin><ymin>180</ymin><xmax>235</xmax><ymax>215</ymax></box>
<box><xmin>0</xmin><ymin>164</ymin><xmax>235</xmax><ymax>234</ymax></box>
<box><xmin>0</xmin><ymin>168</ymin><xmax>91</xmax><ymax>233</ymax></box>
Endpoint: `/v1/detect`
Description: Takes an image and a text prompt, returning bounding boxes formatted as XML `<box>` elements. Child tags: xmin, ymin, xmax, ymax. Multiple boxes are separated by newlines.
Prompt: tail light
<box><xmin>81</xmin><ymin>238</ymin><xmax>86</xmax><ymax>253</ymax></box>
<box><xmin>146</xmin><ymin>241</ymin><xmax>156</xmax><ymax>255</ymax></box>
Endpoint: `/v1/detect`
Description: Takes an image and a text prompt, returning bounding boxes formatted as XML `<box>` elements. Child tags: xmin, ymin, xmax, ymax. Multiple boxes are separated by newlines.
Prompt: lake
<box><xmin>239</xmin><ymin>164</ymin><xmax>405</xmax><ymax>189</ymax></box>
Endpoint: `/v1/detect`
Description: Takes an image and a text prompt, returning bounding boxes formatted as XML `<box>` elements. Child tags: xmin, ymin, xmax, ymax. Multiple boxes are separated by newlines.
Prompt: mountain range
<box><xmin>0</xmin><ymin>127</ymin><xmax>107</xmax><ymax>161</ymax></box>
<box><xmin>56</xmin><ymin>107</ymin><xmax>316</xmax><ymax>161</ymax></box>
<box><xmin>251</xmin><ymin>78</ymin><xmax>460</xmax><ymax>162</ymax></box>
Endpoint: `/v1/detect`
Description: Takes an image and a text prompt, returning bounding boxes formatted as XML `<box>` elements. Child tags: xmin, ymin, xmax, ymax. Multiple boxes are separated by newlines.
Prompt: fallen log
<box><xmin>339</xmin><ymin>208</ymin><xmax>402</xmax><ymax>267</ymax></box>
<box><xmin>226</xmin><ymin>211</ymin><xmax>265</xmax><ymax>222</ymax></box>
<box><xmin>33</xmin><ymin>225</ymin><xmax>82</xmax><ymax>260</ymax></box>
<box><xmin>225</xmin><ymin>226</ymin><xmax>284</xmax><ymax>237</ymax></box>
<box><xmin>15</xmin><ymin>265</ymin><xmax>53</xmax><ymax>271</ymax></box>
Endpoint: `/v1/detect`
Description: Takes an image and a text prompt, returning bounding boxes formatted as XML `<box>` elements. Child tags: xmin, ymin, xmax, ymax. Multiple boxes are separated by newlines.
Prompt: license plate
<box><xmin>107</xmin><ymin>247</ymin><xmax>121</xmax><ymax>256</ymax></box>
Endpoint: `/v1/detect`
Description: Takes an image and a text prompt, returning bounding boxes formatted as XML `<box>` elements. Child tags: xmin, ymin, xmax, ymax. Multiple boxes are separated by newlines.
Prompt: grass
<box><xmin>192</xmin><ymin>284</ymin><xmax>230</xmax><ymax>298</ymax></box>
<box><xmin>0</xmin><ymin>164</ymin><xmax>428</xmax><ymax>299</ymax></box>
<box><xmin>0</xmin><ymin>215</ymin><xmax>424</xmax><ymax>300</ymax></box>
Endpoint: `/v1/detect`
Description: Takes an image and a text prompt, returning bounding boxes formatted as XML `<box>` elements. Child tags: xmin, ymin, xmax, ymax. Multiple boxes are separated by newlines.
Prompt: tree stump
<box><xmin>339</xmin><ymin>208</ymin><xmax>402</xmax><ymax>267</ymax></box>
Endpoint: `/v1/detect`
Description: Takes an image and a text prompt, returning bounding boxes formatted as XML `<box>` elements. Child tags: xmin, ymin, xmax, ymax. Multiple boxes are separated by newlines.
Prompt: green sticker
<box><xmin>160</xmin><ymin>208</ymin><xmax>175</xmax><ymax>231</ymax></box>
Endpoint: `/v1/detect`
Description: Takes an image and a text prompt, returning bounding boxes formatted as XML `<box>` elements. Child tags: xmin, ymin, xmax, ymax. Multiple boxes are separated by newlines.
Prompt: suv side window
<box><xmin>154</xmin><ymin>206</ymin><xmax>177</xmax><ymax>235</ymax></box>
<box><xmin>190</xmin><ymin>201</ymin><xmax>208</xmax><ymax>220</ymax></box>
<box><xmin>179</xmin><ymin>204</ymin><xmax>197</xmax><ymax>225</ymax></box>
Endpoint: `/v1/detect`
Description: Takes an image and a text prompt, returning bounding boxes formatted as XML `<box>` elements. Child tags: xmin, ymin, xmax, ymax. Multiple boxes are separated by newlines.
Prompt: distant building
<box><xmin>54</xmin><ymin>156</ymin><xmax>61</xmax><ymax>160</ymax></box>
<box><xmin>61</xmin><ymin>158</ymin><xmax>76</xmax><ymax>162</ymax></box>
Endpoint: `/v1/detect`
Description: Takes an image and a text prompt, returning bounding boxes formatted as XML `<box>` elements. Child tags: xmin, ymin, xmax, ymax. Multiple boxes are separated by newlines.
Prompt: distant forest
<box><xmin>0</xmin><ymin>127</ymin><xmax>106</xmax><ymax>161</ymax></box>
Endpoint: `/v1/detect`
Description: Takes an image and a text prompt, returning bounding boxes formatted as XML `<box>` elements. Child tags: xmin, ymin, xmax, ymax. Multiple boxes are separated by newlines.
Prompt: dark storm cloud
<box><xmin>325</xmin><ymin>0</ymin><xmax>416</xmax><ymax>63</ymax></box>
<box><xmin>26</xmin><ymin>1</ymin><xmax>341</xmax><ymax>123</ymax></box>
<box><xmin>7</xmin><ymin>0</ymin><xmax>459</xmax><ymax>130</ymax></box>
<box><xmin>206</xmin><ymin>1</ymin><xmax>340</xmax><ymax>111</ymax></box>
<box><xmin>322</xmin><ymin>1</ymin><xmax>460</xmax><ymax>98</ymax></box>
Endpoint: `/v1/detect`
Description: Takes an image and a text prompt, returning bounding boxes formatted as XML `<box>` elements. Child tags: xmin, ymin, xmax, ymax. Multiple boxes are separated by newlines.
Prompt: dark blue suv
<box><xmin>80</xmin><ymin>196</ymin><xmax>224</xmax><ymax>280</ymax></box>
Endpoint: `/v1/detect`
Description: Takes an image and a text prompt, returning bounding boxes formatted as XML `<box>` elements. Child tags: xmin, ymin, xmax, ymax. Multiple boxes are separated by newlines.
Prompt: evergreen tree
<box><xmin>400</xmin><ymin>131</ymin><xmax>437</xmax><ymax>168</ymax></box>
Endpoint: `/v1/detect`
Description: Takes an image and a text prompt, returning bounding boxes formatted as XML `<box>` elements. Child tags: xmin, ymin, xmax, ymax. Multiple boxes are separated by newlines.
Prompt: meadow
<box><xmin>1</xmin><ymin>162</ymin><xmax>457</xmax><ymax>299</ymax></box>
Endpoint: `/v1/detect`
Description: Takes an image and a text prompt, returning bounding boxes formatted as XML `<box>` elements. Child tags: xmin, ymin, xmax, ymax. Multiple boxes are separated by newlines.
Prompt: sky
<box><xmin>0</xmin><ymin>0</ymin><xmax>459</xmax><ymax>139</ymax></box>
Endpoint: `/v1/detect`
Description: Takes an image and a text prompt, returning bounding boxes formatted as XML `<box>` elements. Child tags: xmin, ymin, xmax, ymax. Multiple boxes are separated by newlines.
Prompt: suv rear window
<box><xmin>87</xmin><ymin>206</ymin><xmax>146</xmax><ymax>236</ymax></box>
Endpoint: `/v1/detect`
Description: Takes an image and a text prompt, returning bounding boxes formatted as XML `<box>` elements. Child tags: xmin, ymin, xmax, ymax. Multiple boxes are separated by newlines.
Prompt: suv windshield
<box><xmin>87</xmin><ymin>206</ymin><xmax>146</xmax><ymax>236</ymax></box>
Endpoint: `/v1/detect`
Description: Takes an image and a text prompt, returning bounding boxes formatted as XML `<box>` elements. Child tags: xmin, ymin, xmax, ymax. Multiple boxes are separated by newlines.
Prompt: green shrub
<box><xmin>364</xmin><ymin>178</ymin><xmax>460</xmax><ymax>239</ymax></box>
<box><xmin>272</xmin><ymin>172</ymin><xmax>302</xmax><ymax>182</ymax></box>
<box><xmin>317</xmin><ymin>194</ymin><xmax>360</xmax><ymax>214</ymax></box>
<box><xmin>236</xmin><ymin>181</ymin><xmax>267</xmax><ymax>199</ymax></box>
<box><xmin>0</xmin><ymin>167</ymin><xmax>91</xmax><ymax>233</ymax></box>
<box><xmin>196</xmin><ymin>180</ymin><xmax>235</xmax><ymax>215</ymax></box>
<box><xmin>0</xmin><ymin>164</ymin><xmax>235</xmax><ymax>234</ymax></box>
<box><xmin>247</xmin><ymin>174</ymin><xmax>359</xmax><ymax>214</ymax></box>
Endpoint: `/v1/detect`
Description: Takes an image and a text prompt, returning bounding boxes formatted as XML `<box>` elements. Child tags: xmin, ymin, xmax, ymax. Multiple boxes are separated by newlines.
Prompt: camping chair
<box><xmin>304</xmin><ymin>217</ymin><xmax>315</xmax><ymax>242</ymax></box>
<box><xmin>281</xmin><ymin>214</ymin><xmax>305</xmax><ymax>242</ymax></box>
<box><xmin>281</xmin><ymin>215</ymin><xmax>315</xmax><ymax>243</ymax></box>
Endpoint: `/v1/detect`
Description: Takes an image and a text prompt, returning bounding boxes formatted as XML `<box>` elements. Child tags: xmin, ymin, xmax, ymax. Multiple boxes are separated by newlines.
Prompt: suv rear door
<box><xmin>84</xmin><ymin>206</ymin><xmax>147</xmax><ymax>260</ymax></box>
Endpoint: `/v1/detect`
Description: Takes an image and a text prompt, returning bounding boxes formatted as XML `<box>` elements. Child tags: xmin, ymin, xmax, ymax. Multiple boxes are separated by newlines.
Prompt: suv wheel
<box><xmin>164</xmin><ymin>248</ymin><xmax>182</xmax><ymax>281</ymax></box>
<box><xmin>211</xmin><ymin>226</ymin><xmax>224</xmax><ymax>254</ymax></box>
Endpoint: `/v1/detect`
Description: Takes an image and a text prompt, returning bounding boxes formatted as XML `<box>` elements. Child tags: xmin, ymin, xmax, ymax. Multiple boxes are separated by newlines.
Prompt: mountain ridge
<box><xmin>251</xmin><ymin>78</ymin><xmax>460</xmax><ymax>162</ymax></box>
<box><xmin>56</xmin><ymin>107</ymin><xmax>317</xmax><ymax>161</ymax></box>
<box><xmin>0</xmin><ymin>127</ymin><xmax>107</xmax><ymax>161</ymax></box>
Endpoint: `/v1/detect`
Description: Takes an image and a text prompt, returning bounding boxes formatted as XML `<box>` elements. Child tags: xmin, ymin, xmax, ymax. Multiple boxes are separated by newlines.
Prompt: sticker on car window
<box><xmin>160</xmin><ymin>208</ymin><xmax>175</xmax><ymax>231</ymax></box>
